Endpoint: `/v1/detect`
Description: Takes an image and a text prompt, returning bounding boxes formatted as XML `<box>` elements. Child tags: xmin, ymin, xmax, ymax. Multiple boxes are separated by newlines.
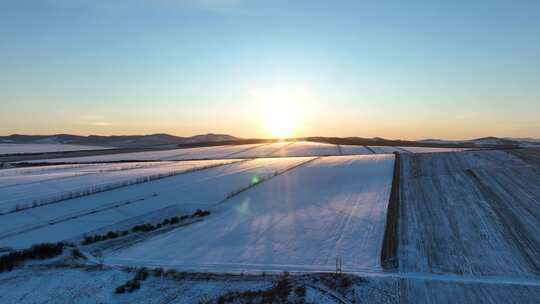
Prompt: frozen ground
<box><xmin>0</xmin><ymin>266</ymin><xmax>274</xmax><ymax>304</ymax></box>
<box><xmin>18</xmin><ymin>144</ymin><xmax>265</xmax><ymax>163</ymax></box>
<box><xmin>0</xmin><ymin>143</ymin><xmax>110</xmax><ymax>154</ymax></box>
<box><xmin>15</xmin><ymin>141</ymin><xmax>466</xmax><ymax>164</ymax></box>
<box><xmin>1</xmin><ymin>264</ymin><xmax>539</xmax><ymax>303</ymax></box>
<box><xmin>0</xmin><ymin>265</ymin><xmax>402</xmax><ymax>304</ymax></box>
<box><xmin>397</xmin><ymin>146</ymin><xmax>467</xmax><ymax>153</ymax></box>
<box><xmin>399</xmin><ymin>149</ymin><xmax>540</xmax><ymax>277</ymax></box>
<box><xmin>1</xmin><ymin>148</ymin><xmax>539</xmax><ymax>303</ymax></box>
<box><xmin>268</xmin><ymin>141</ymin><xmax>341</xmax><ymax>157</ymax></box>
<box><xmin>0</xmin><ymin>157</ymin><xmax>312</xmax><ymax>248</ymax></box>
<box><xmin>0</xmin><ymin>159</ymin><xmax>235</xmax><ymax>213</ymax></box>
<box><xmin>106</xmin><ymin>155</ymin><xmax>395</xmax><ymax>273</ymax></box>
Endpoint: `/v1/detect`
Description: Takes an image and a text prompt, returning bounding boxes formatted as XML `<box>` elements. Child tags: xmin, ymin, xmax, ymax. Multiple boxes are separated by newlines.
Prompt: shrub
<box><xmin>106</xmin><ymin>231</ymin><xmax>119</xmax><ymax>239</ymax></box>
<box><xmin>71</xmin><ymin>248</ymin><xmax>85</xmax><ymax>259</ymax></box>
<box><xmin>115</xmin><ymin>268</ymin><xmax>149</xmax><ymax>295</ymax></box>
<box><xmin>294</xmin><ymin>286</ymin><xmax>306</xmax><ymax>298</ymax></box>
<box><xmin>115</xmin><ymin>285</ymin><xmax>126</xmax><ymax>294</ymax></box>
<box><xmin>0</xmin><ymin>242</ymin><xmax>64</xmax><ymax>273</ymax></box>
<box><xmin>126</xmin><ymin>279</ymin><xmax>140</xmax><ymax>292</ymax></box>
<box><xmin>194</xmin><ymin>209</ymin><xmax>211</xmax><ymax>217</ymax></box>
<box><xmin>135</xmin><ymin>268</ymin><xmax>149</xmax><ymax>281</ymax></box>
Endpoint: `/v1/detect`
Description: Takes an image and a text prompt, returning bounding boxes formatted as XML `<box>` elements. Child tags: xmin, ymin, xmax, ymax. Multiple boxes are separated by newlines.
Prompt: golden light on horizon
<box><xmin>252</xmin><ymin>87</ymin><xmax>307</xmax><ymax>138</ymax></box>
<box><xmin>264</xmin><ymin>107</ymin><xmax>296</xmax><ymax>138</ymax></box>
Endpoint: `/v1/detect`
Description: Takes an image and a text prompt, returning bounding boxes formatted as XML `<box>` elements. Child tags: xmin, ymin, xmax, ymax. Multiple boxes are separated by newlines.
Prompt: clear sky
<box><xmin>1</xmin><ymin>0</ymin><xmax>539</xmax><ymax>140</ymax></box>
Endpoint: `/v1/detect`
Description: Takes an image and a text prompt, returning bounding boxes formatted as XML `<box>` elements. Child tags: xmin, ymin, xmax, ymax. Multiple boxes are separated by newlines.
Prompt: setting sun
<box><xmin>264</xmin><ymin>109</ymin><xmax>296</xmax><ymax>138</ymax></box>
<box><xmin>253</xmin><ymin>87</ymin><xmax>307</xmax><ymax>138</ymax></box>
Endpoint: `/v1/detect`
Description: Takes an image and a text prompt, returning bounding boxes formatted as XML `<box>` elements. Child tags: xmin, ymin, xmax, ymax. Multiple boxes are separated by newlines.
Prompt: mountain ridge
<box><xmin>0</xmin><ymin>133</ymin><xmax>239</xmax><ymax>147</ymax></box>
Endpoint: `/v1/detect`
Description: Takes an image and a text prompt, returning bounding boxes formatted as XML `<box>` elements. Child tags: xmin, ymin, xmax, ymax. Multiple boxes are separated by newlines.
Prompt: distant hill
<box><xmin>0</xmin><ymin>133</ymin><xmax>239</xmax><ymax>148</ymax></box>
<box><xmin>419</xmin><ymin>137</ymin><xmax>540</xmax><ymax>148</ymax></box>
<box><xmin>2</xmin><ymin>133</ymin><xmax>537</xmax><ymax>149</ymax></box>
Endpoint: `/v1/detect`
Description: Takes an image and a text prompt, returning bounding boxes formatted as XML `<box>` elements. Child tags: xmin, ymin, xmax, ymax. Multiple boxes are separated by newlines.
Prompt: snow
<box><xmin>339</xmin><ymin>144</ymin><xmax>373</xmax><ymax>155</ymax></box>
<box><xmin>0</xmin><ymin>160</ymin><xmax>235</xmax><ymax>213</ymax></box>
<box><xmin>22</xmin><ymin>144</ymin><xmax>266</xmax><ymax>163</ymax></box>
<box><xmin>0</xmin><ymin>266</ymin><xmax>353</xmax><ymax>304</ymax></box>
<box><xmin>228</xmin><ymin>141</ymin><xmax>294</xmax><ymax>158</ymax></box>
<box><xmin>397</xmin><ymin>146</ymin><xmax>467</xmax><ymax>153</ymax></box>
<box><xmin>105</xmin><ymin>155</ymin><xmax>395</xmax><ymax>273</ymax></box>
<box><xmin>268</xmin><ymin>141</ymin><xmax>340</xmax><ymax>157</ymax></box>
<box><xmin>14</xmin><ymin>142</ymin><xmax>470</xmax><ymax>165</ymax></box>
<box><xmin>368</xmin><ymin>146</ymin><xmax>408</xmax><ymax>154</ymax></box>
<box><xmin>0</xmin><ymin>157</ymin><xmax>312</xmax><ymax>248</ymax></box>
<box><xmin>0</xmin><ymin>143</ymin><xmax>110</xmax><ymax>154</ymax></box>
<box><xmin>399</xmin><ymin>150</ymin><xmax>540</xmax><ymax>277</ymax></box>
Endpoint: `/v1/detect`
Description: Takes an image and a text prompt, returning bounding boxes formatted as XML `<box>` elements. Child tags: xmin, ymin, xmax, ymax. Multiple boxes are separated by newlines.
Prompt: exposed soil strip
<box><xmin>381</xmin><ymin>153</ymin><xmax>400</xmax><ymax>270</ymax></box>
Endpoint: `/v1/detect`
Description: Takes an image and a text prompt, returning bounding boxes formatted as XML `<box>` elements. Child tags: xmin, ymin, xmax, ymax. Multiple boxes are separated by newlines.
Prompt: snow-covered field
<box><xmin>397</xmin><ymin>146</ymin><xmax>467</xmax><ymax>153</ymax></box>
<box><xmin>0</xmin><ymin>160</ymin><xmax>236</xmax><ymax>213</ymax></box>
<box><xmin>14</xmin><ymin>141</ymin><xmax>468</xmax><ymax>164</ymax></box>
<box><xmin>0</xmin><ymin>157</ymin><xmax>312</xmax><ymax>248</ymax></box>
<box><xmin>17</xmin><ymin>144</ymin><xmax>266</xmax><ymax>163</ymax></box>
<box><xmin>399</xmin><ymin>150</ymin><xmax>540</xmax><ymax>277</ymax></box>
<box><xmin>0</xmin><ymin>265</ymin><xmax>401</xmax><ymax>304</ymax></box>
<box><xmin>105</xmin><ymin>155</ymin><xmax>395</xmax><ymax>273</ymax></box>
<box><xmin>0</xmin><ymin>148</ymin><xmax>539</xmax><ymax>303</ymax></box>
<box><xmin>0</xmin><ymin>143</ymin><xmax>110</xmax><ymax>154</ymax></box>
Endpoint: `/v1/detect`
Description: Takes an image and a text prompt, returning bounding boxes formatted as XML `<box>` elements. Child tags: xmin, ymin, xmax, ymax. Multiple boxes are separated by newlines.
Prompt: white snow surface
<box><xmin>106</xmin><ymin>154</ymin><xmax>395</xmax><ymax>273</ymax></box>
<box><xmin>22</xmin><ymin>144</ymin><xmax>266</xmax><ymax>163</ymax></box>
<box><xmin>18</xmin><ymin>141</ymin><xmax>465</xmax><ymax>164</ymax></box>
<box><xmin>0</xmin><ymin>160</ymin><xmax>235</xmax><ymax>213</ymax></box>
<box><xmin>0</xmin><ymin>143</ymin><xmax>110</xmax><ymax>154</ymax></box>
<box><xmin>397</xmin><ymin>146</ymin><xmax>467</xmax><ymax>153</ymax></box>
<box><xmin>0</xmin><ymin>157</ymin><xmax>312</xmax><ymax>248</ymax></box>
<box><xmin>268</xmin><ymin>141</ymin><xmax>341</xmax><ymax>157</ymax></box>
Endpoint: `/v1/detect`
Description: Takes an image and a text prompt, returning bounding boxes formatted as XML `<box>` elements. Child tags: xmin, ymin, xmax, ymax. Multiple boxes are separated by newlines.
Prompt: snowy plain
<box><xmin>106</xmin><ymin>155</ymin><xmax>395</xmax><ymax>273</ymax></box>
<box><xmin>0</xmin><ymin>159</ymin><xmax>236</xmax><ymax>213</ymax></box>
<box><xmin>0</xmin><ymin>157</ymin><xmax>313</xmax><ymax>248</ymax></box>
<box><xmin>15</xmin><ymin>141</ymin><xmax>467</xmax><ymax>164</ymax></box>
<box><xmin>399</xmin><ymin>150</ymin><xmax>540</xmax><ymax>277</ymax></box>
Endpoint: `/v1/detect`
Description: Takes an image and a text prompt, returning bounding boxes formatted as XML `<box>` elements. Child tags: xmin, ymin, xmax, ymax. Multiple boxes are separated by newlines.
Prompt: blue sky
<box><xmin>1</xmin><ymin>0</ymin><xmax>539</xmax><ymax>139</ymax></box>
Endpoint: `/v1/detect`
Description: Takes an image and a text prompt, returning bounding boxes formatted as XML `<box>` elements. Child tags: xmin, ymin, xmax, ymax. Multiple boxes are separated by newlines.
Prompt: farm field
<box><xmin>0</xmin><ymin>157</ymin><xmax>313</xmax><ymax>248</ymax></box>
<box><xmin>14</xmin><ymin>141</ymin><xmax>467</xmax><ymax>164</ymax></box>
<box><xmin>105</xmin><ymin>155</ymin><xmax>395</xmax><ymax>272</ymax></box>
<box><xmin>1</xmin><ymin>147</ymin><xmax>539</xmax><ymax>303</ymax></box>
<box><xmin>0</xmin><ymin>159</ymin><xmax>237</xmax><ymax>213</ymax></box>
<box><xmin>18</xmin><ymin>144</ymin><xmax>266</xmax><ymax>163</ymax></box>
<box><xmin>0</xmin><ymin>143</ymin><xmax>110</xmax><ymax>154</ymax></box>
<box><xmin>398</xmin><ymin>149</ymin><xmax>540</xmax><ymax>277</ymax></box>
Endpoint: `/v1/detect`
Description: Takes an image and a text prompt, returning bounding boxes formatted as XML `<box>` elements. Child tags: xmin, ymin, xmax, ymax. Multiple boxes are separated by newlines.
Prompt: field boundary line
<box><xmin>380</xmin><ymin>152</ymin><xmax>400</xmax><ymax>270</ymax></box>
<box><xmin>0</xmin><ymin>160</ymin><xmax>243</xmax><ymax>215</ymax></box>
<box><xmin>363</xmin><ymin>146</ymin><xmax>376</xmax><ymax>154</ymax></box>
<box><xmin>215</xmin><ymin>157</ymin><xmax>321</xmax><ymax>204</ymax></box>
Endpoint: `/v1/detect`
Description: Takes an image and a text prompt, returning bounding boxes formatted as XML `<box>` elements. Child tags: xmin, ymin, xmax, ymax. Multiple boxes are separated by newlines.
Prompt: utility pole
<box><xmin>335</xmin><ymin>257</ymin><xmax>342</xmax><ymax>290</ymax></box>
